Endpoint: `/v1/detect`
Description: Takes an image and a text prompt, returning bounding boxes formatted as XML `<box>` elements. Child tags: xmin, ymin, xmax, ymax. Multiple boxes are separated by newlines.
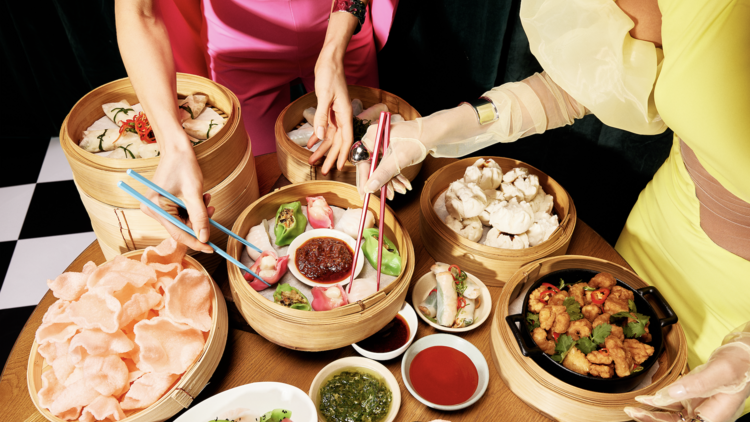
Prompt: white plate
<box><xmin>352</xmin><ymin>302</ymin><xmax>419</xmax><ymax>361</ymax></box>
<box><xmin>411</xmin><ymin>270</ymin><xmax>492</xmax><ymax>332</ymax></box>
<box><xmin>287</xmin><ymin>229</ymin><xmax>365</xmax><ymax>288</ymax></box>
<box><xmin>174</xmin><ymin>382</ymin><xmax>317</xmax><ymax>422</ymax></box>
<box><xmin>401</xmin><ymin>333</ymin><xmax>490</xmax><ymax>411</ymax></box>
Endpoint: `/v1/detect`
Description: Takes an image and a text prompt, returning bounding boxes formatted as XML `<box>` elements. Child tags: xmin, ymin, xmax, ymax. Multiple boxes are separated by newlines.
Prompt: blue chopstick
<box><xmin>126</xmin><ymin>169</ymin><xmax>262</xmax><ymax>255</ymax></box>
<box><xmin>117</xmin><ymin>181</ymin><xmax>269</xmax><ymax>286</ymax></box>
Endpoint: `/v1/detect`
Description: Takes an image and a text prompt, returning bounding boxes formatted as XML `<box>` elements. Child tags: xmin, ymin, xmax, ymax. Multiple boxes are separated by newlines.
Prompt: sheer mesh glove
<box><xmin>358</xmin><ymin>72</ymin><xmax>587</xmax><ymax>196</ymax></box>
<box><xmin>625</xmin><ymin>322</ymin><xmax>750</xmax><ymax>422</ymax></box>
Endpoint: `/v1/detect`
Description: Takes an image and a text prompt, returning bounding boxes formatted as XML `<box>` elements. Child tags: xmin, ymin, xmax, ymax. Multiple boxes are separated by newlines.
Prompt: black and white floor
<box><xmin>1</xmin><ymin>136</ymin><xmax>97</xmax><ymax>367</ymax></box>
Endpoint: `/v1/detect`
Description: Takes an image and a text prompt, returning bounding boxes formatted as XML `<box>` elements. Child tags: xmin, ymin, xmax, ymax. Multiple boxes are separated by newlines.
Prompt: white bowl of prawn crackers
<box><xmin>411</xmin><ymin>269</ymin><xmax>492</xmax><ymax>333</ymax></box>
<box><xmin>173</xmin><ymin>382</ymin><xmax>316</xmax><ymax>422</ymax></box>
<box><xmin>27</xmin><ymin>239</ymin><xmax>228</xmax><ymax>422</ymax></box>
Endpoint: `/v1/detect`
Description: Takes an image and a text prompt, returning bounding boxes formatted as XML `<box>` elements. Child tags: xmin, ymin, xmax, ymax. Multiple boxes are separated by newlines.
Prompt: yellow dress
<box><xmin>521</xmin><ymin>0</ymin><xmax>750</xmax><ymax>414</ymax></box>
<box><xmin>615</xmin><ymin>0</ymin><xmax>750</xmax><ymax>414</ymax></box>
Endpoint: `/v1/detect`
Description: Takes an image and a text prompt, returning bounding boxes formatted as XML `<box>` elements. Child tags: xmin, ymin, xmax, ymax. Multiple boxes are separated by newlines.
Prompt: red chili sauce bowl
<box><xmin>401</xmin><ymin>333</ymin><xmax>490</xmax><ymax>410</ymax></box>
<box><xmin>295</xmin><ymin>236</ymin><xmax>354</xmax><ymax>283</ymax></box>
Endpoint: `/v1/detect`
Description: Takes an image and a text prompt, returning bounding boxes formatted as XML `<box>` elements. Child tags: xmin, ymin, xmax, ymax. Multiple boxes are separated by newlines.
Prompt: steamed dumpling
<box><xmin>178</xmin><ymin>94</ymin><xmax>208</xmax><ymax>122</ymax></box>
<box><xmin>479</xmin><ymin>200</ymin><xmax>506</xmax><ymax>227</ymax></box>
<box><xmin>103</xmin><ymin>100</ymin><xmax>135</xmax><ymax>126</ymax></box>
<box><xmin>338</xmin><ymin>208</ymin><xmax>375</xmax><ymax>239</ymax></box>
<box><xmin>445</xmin><ymin>180</ymin><xmax>488</xmax><ymax>219</ymax></box>
<box><xmin>463</xmin><ymin>158</ymin><xmax>503</xmax><ymax>190</ymax></box>
<box><xmin>503</xmin><ymin>167</ymin><xmax>529</xmax><ymax>183</ymax></box>
<box><xmin>183</xmin><ymin>118</ymin><xmax>225</xmax><ymax>140</ymax></box>
<box><xmin>526</xmin><ymin>213</ymin><xmax>560</xmax><ymax>246</ymax></box>
<box><xmin>80</xmin><ymin>129</ymin><xmax>120</xmax><ymax>153</ymax></box>
<box><xmin>489</xmin><ymin>198</ymin><xmax>534</xmax><ymax>234</ymax></box>
<box><xmin>108</xmin><ymin>141</ymin><xmax>141</xmax><ymax>159</ymax></box>
<box><xmin>445</xmin><ymin>215</ymin><xmax>483</xmax><ymax>242</ymax></box>
<box><xmin>513</xmin><ymin>174</ymin><xmax>540</xmax><ymax>202</ymax></box>
<box><xmin>138</xmin><ymin>142</ymin><xmax>160</xmax><ymax>158</ymax></box>
<box><xmin>529</xmin><ymin>187</ymin><xmax>554</xmax><ymax>214</ymax></box>
<box><xmin>500</xmin><ymin>182</ymin><xmax>525</xmax><ymax>202</ymax></box>
<box><xmin>484</xmin><ymin>229</ymin><xmax>530</xmax><ymax>249</ymax></box>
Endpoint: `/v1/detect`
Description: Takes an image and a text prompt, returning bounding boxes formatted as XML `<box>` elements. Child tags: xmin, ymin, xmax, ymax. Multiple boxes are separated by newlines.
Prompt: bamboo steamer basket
<box><xmin>27</xmin><ymin>250</ymin><xmax>229</xmax><ymax>422</ymax></box>
<box><xmin>275</xmin><ymin>85</ymin><xmax>422</xmax><ymax>185</ymax></box>
<box><xmin>60</xmin><ymin>73</ymin><xmax>247</xmax><ymax>208</ymax></box>
<box><xmin>420</xmin><ymin>156</ymin><xmax>576</xmax><ymax>287</ymax></box>
<box><xmin>76</xmin><ymin>143</ymin><xmax>259</xmax><ymax>273</ymax></box>
<box><xmin>226</xmin><ymin>181</ymin><xmax>415</xmax><ymax>351</ymax></box>
<box><xmin>490</xmin><ymin>255</ymin><xmax>689</xmax><ymax>422</ymax></box>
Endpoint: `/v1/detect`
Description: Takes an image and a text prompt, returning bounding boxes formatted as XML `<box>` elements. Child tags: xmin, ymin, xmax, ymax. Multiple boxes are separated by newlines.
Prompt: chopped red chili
<box><xmin>591</xmin><ymin>288</ymin><xmax>610</xmax><ymax>305</ymax></box>
<box><xmin>448</xmin><ymin>265</ymin><xmax>462</xmax><ymax>283</ymax></box>
<box><xmin>457</xmin><ymin>296</ymin><xmax>467</xmax><ymax>309</ymax></box>
<box><xmin>539</xmin><ymin>288</ymin><xmax>555</xmax><ymax>305</ymax></box>
<box><xmin>553</xmin><ymin>332</ymin><xmax>560</xmax><ymax>342</ymax></box>
<box><xmin>599</xmin><ymin>348</ymin><xmax>609</xmax><ymax>356</ymax></box>
<box><xmin>541</xmin><ymin>282</ymin><xmax>561</xmax><ymax>294</ymax></box>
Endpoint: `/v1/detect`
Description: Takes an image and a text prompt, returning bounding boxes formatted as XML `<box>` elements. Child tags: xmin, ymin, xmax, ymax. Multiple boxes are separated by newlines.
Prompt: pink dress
<box><xmin>159</xmin><ymin>0</ymin><xmax>398</xmax><ymax>156</ymax></box>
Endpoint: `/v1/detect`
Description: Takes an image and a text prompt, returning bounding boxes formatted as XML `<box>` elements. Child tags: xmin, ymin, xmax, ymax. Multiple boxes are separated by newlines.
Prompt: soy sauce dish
<box><xmin>352</xmin><ymin>302</ymin><xmax>418</xmax><ymax>361</ymax></box>
<box><xmin>401</xmin><ymin>334</ymin><xmax>490</xmax><ymax>411</ymax></box>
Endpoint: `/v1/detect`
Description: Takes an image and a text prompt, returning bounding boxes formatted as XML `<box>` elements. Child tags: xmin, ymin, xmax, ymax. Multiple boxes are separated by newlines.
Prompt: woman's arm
<box><xmin>307</xmin><ymin>2</ymin><xmax>366</xmax><ymax>173</ymax></box>
<box><xmin>115</xmin><ymin>0</ymin><xmax>213</xmax><ymax>253</ymax></box>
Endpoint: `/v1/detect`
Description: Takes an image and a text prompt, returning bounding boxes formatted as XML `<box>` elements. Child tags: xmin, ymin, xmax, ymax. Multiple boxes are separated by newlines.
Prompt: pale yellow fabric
<box><xmin>616</xmin><ymin>0</ymin><xmax>750</xmax><ymax>414</ymax></box>
<box><xmin>520</xmin><ymin>0</ymin><xmax>668</xmax><ymax>135</ymax></box>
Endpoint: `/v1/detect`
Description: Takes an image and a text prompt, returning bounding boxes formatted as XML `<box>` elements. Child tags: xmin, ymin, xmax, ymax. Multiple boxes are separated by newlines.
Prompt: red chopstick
<box><xmin>375</xmin><ymin>113</ymin><xmax>391</xmax><ymax>291</ymax></box>
<box><xmin>348</xmin><ymin>111</ymin><xmax>391</xmax><ymax>294</ymax></box>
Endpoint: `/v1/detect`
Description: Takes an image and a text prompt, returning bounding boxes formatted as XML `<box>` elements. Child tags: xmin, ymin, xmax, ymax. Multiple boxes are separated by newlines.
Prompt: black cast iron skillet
<box><xmin>506</xmin><ymin>268</ymin><xmax>678</xmax><ymax>393</ymax></box>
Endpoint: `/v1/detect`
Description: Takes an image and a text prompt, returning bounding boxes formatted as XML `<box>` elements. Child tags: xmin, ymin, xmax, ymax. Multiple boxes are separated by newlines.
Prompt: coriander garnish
<box><xmin>111</xmin><ymin>107</ymin><xmax>134</xmax><ymax>123</ymax></box>
<box><xmin>206</xmin><ymin>119</ymin><xmax>218</xmax><ymax>138</ymax></box>
<box><xmin>96</xmin><ymin>129</ymin><xmax>108</xmax><ymax>152</ymax></box>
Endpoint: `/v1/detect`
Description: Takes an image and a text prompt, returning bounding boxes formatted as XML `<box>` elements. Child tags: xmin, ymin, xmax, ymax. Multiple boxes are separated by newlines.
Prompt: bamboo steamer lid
<box><xmin>275</xmin><ymin>85</ymin><xmax>423</xmax><ymax>185</ymax></box>
<box><xmin>27</xmin><ymin>251</ymin><xmax>229</xmax><ymax>422</ymax></box>
<box><xmin>226</xmin><ymin>181</ymin><xmax>415</xmax><ymax>351</ymax></box>
<box><xmin>491</xmin><ymin>255</ymin><xmax>689</xmax><ymax>421</ymax></box>
<box><xmin>60</xmin><ymin>73</ymin><xmax>248</xmax><ymax>208</ymax></box>
<box><xmin>76</xmin><ymin>141</ymin><xmax>259</xmax><ymax>274</ymax></box>
<box><xmin>420</xmin><ymin>156</ymin><xmax>576</xmax><ymax>287</ymax></box>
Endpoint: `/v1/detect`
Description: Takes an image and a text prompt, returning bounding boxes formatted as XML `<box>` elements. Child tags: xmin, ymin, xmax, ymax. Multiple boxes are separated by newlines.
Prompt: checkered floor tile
<box><xmin>0</xmin><ymin>137</ymin><xmax>96</xmax><ymax>367</ymax></box>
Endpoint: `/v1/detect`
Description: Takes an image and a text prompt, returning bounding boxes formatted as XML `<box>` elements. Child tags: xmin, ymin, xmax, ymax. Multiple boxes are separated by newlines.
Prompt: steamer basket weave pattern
<box><xmin>227</xmin><ymin>181</ymin><xmax>415</xmax><ymax>351</ymax></box>
<box><xmin>27</xmin><ymin>251</ymin><xmax>229</xmax><ymax>422</ymax></box>
<box><xmin>275</xmin><ymin>85</ymin><xmax>422</xmax><ymax>185</ymax></box>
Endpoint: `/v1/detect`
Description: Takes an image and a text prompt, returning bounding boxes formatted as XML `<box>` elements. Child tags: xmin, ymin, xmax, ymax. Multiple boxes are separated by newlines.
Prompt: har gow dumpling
<box><xmin>245</xmin><ymin>220</ymin><xmax>275</xmax><ymax>261</ymax></box>
<box><xmin>445</xmin><ymin>215</ymin><xmax>483</xmax><ymax>242</ymax></box>
<box><xmin>445</xmin><ymin>180</ymin><xmax>488</xmax><ymax>219</ymax></box>
<box><xmin>103</xmin><ymin>100</ymin><xmax>136</xmax><ymax>126</ymax></box>
<box><xmin>287</xmin><ymin>123</ymin><xmax>313</xmax><ymax>147</ymax></box>
<box><xmin>346</xmin><ymin>278</ymin><xmax>377</xmax><ymax>303</ymax></box>
<box><xmin>79</xmin><ymin>129</ymin><xmax>119</xmax><ymax>153</ymax></box>
<box><xmin>178</xmin><ymin>94</ymin><xmax>208</xmax><ymax>122</ymax></box>
<box><xmin>489</xmin><ymin>198</ymin><xmax>534</xmax><ymax>234</ymax></box>
<box><xmin>337</xmin><ymin>208</ymin><xmax>375</xmax><ymax>239</ymax></box>
<box><xmin>183</xmin><ymin>118</ymin><xmax>225</xmax><ymax>140</ymax></box>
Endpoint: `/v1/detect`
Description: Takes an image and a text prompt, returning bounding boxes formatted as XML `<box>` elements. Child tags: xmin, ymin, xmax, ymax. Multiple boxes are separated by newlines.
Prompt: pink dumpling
<box><xmin>244</xmin><ymin>251</ymin><xmax>289</xmax><ymax>291</ymax></box>
<box><xmin>306</xmin><ymin>196</ymin><xmax>334</xmax><ymax>229</ymax></box>
<box><xmin>311</xmin><ymin>285</ymin><xmax>348</xmax><ymax>311</ymax></box>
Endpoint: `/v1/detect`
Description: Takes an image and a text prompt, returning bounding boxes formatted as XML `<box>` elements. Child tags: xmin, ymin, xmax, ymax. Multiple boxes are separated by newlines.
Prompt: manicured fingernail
<box><xmin>668</xmin><ymin>384</ymin><xmax>687</xmax><ymax>399</ymax></box>
<box><xmin>199</xmin><ymin>228</ymin><xmax>209</xmax><ymax>243</ymax></box>
<box><xmin>316</xmin><ymin>126</ymin><xmax>325</xmax><ymax>140</ymax></box>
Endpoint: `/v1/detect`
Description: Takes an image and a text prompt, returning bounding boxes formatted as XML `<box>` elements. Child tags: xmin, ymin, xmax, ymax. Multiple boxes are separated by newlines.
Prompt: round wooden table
<box><xmin>0</xmin><ymin>155</ymin><xmax>632</xmax><ymax>422</ymax></box>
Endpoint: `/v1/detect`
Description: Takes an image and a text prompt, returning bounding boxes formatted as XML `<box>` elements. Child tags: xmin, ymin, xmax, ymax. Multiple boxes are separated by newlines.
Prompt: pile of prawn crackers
<box><xmin>34</xmin><ymin>239</ymin><xmax>213</xmax><ymax>421</ymax></box>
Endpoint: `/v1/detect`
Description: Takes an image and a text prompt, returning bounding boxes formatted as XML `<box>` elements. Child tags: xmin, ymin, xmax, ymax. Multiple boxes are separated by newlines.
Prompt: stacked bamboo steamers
<box><xmin>61</xmin><ymin>73</ymin><xmax>259</xmax><ymax>272</ymax></box>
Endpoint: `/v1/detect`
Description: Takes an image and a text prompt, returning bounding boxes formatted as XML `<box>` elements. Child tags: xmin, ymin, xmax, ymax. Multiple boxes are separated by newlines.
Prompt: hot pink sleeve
<box><xmin>370</xmin><ymin>0</ymin><xmax>399</xmax><ymax>50</ymax></box>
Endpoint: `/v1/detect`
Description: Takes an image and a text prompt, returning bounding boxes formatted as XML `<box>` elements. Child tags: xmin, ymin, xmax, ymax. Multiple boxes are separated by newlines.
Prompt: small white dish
<box><xmin>174</xmin><ymin>382</ymin><xmax>316</xmax><ymax>421</ymax></box>
<box><xmin>309</xmin><ymin>356</ymin><xmax>401</xmax><ymax>422</ymax></box>
<box><xmin>352</xmin><ymin>302</ymin><xmax>419</xmax><ymax>361</ymax></box>
<box><xmin>287</xmin><ymin>228</ymin><xmax>365</xmax><ymax>288</ymax></box>
<box><xmin>411</xmin><ymin>270</ymin><xmax>492</xmax><ymax>332</ymax></box>
<box><xmin>401</xmin><ymin>333</ymin><xmax>490</xmax><ymax>411</ymax></box>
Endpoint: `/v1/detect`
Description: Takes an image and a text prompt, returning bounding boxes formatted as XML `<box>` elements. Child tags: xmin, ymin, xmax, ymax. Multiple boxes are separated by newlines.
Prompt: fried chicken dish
<box><xmin>526</xmin><ymin>272</ymin><xmax>655</xmax><ymax>379</ymax></box>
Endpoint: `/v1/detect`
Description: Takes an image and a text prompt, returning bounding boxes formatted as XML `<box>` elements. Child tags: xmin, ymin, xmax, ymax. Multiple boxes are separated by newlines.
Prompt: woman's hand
<box><xmin>307</xmin><ymin>11</ymin><xmax>360</xmax><ymax>174</ymax></box>
<box><xmin>625</xmin><ymin>330</ymin><xmax>750</xmax><ymax>422</ymax></box>
<box><xmin>142</xmin><ymin>139</ymin><xmax>214</xmax><ymax>254</ymax></box>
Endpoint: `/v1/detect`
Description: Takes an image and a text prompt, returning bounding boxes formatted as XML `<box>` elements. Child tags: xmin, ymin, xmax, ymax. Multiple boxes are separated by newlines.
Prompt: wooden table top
<box><xmin>0</xmin><ymin>153</ymin><xmax>631</xmax><ymax>422</ymax></box>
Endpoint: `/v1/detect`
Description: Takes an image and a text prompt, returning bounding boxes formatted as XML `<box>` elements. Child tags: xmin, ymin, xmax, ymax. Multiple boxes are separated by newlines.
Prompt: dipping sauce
<box><xmin>357</xmin><ymin>314</ymin><xmax>410</xmax><ymax>353</ymax></box>
<box><xmin>295</xmin><ymin>237</ymin><xmax>354</xmax><ymax>283</ymax></box>
<box><xmin>319</xmin><ymin>369</ymin><xmax>392</xmax><ymax>422</ymax></box>
<box><xmin>409</xmin><ymin>346</ymin><xmax>478</xmax><ymax>406</ymax></box>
